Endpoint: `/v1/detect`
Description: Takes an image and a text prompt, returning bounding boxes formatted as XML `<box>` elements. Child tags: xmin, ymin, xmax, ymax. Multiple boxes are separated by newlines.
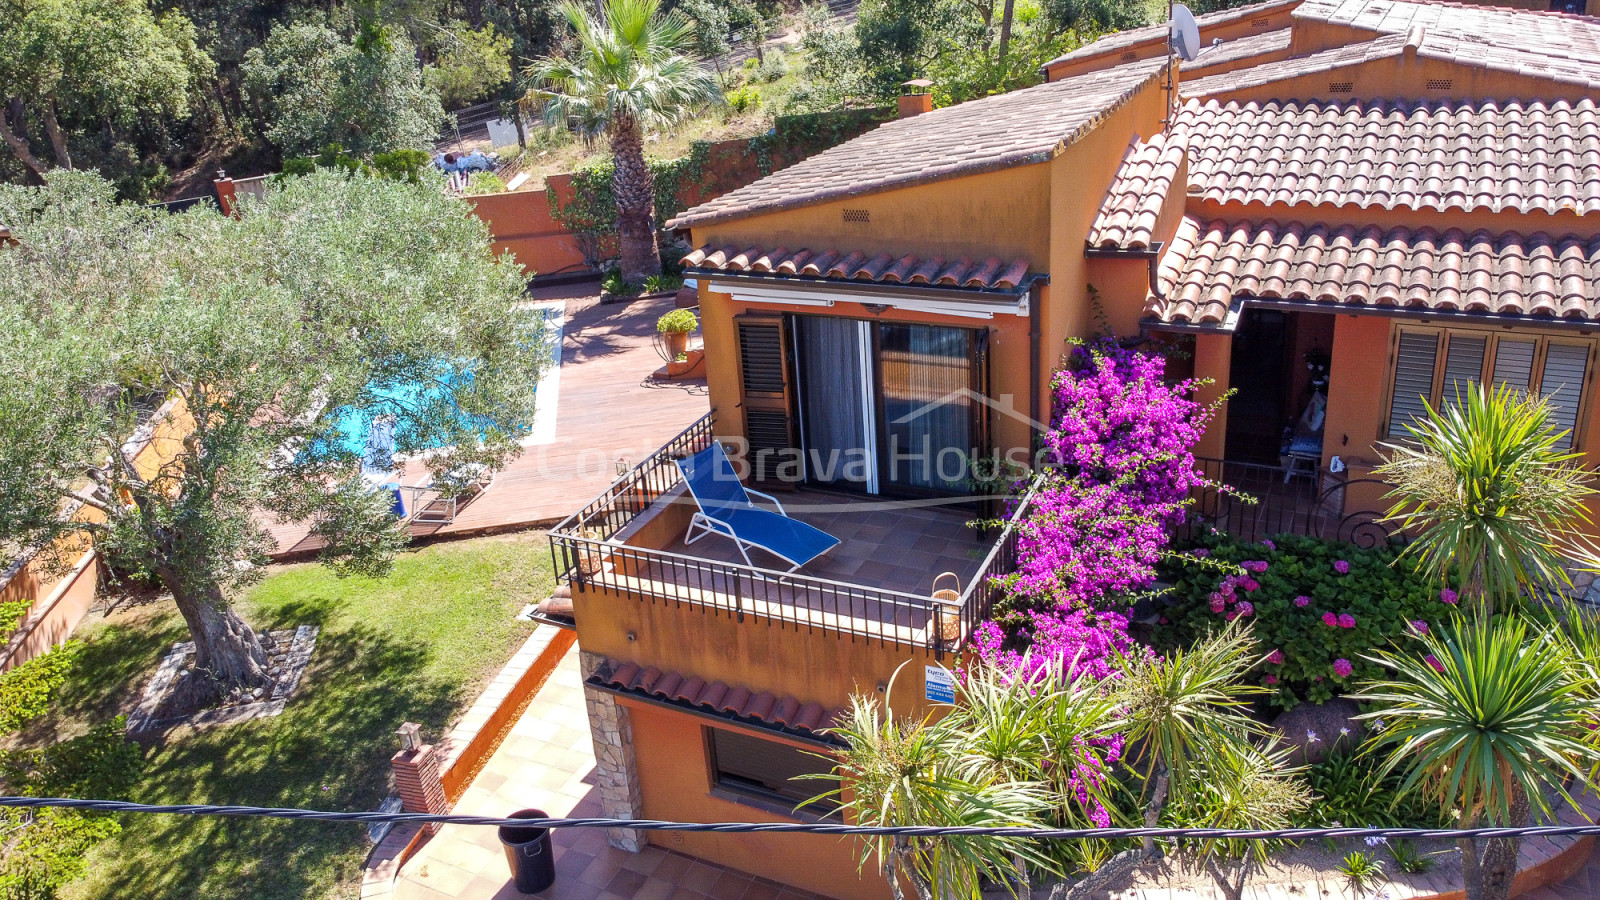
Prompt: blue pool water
<box><xmin>329</xmin><ymin>308</ymin><xmax>552</xmax><ymax>466</ymax></box>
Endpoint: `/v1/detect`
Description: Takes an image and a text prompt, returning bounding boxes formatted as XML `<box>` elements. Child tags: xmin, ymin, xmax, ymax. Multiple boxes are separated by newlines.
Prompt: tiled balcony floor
<box><xmin>661</xmin><ymin>491</ymin><xmax>991</xmax><ymax>597</ymax></box>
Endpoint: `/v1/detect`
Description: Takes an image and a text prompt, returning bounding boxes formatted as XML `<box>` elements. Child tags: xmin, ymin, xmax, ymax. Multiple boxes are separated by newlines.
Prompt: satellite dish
<box><xmin>1169</xmin><ymin>4</ymin><xmax>1202</xmax><ymax>62</ymax></box>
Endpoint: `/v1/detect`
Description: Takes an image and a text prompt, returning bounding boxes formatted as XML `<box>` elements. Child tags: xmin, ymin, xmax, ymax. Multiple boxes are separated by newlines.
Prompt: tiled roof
<box><xmin>665</xmin><ymin>60</ymin><xmax>1163</xmax><ymax>231</ymax></box>
<box><xmin>1294</xmin><ymin>0</ymin><xmax>1600</xmax><ymax>62</ymax></box>
<box><xmin>1183</xmin><ymin>27</ymin><xmax>1294</xmax><ymax>73</ymax></box>
<box><xmin>1087</xmin><ymin>131</ymin><xmax>1185</xmax><ymax>250</ymax></box>
<box><xmin>590</xmin><ymin>659</ymin><xmax>844</xmax><ymax>739</ymax></box>
<box><xmin>1182</xmin><ymin>30</ymin><xmax>1411</xmax><ymax>96</ymax></box>
<box><xmin>682</xmin><ymin>244</ymin><xmax>1033</xmax><ymax>291</ymax></box>
<box><xmin>1150</xmin><ymin>216</ymin><xmax>1600</xmax><ymax>325</ymax></box>
<box><xmin>1041</xmin><ymin>0</ymin><xmax>1300</xmax><ymax>72</ymax></box>
<box><xmin>1178</xmin><ymin>97</ymin><xmax>1600</xmax><ymax>216</ymax></box>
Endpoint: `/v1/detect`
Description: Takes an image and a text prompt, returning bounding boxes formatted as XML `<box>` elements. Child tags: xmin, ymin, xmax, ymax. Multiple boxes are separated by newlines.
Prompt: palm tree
<box><xmin>1376</xmin><ymin>383</ymin><xmax>1594</xmax><ymax>612</ymax></box>
<box><xmin>525</xmin><ymin>0</ymin><xmax>722</xmax><ymax>283</ymax></box>
<box><xmin>1354</xmin><ymin>615</ymin><xmax>1596</xmax><ymax>900</ymax></box>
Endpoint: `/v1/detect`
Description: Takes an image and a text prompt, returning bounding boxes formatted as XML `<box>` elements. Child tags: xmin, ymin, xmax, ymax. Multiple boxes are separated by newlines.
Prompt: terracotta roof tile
<box><xmin>665</xmin><ymin>60</ymin><xmax>1164</xmax><ymax>230</ymax></box>
<box><xmin>1088</xmin><ymin>130</ymin><xmax>1186</xmax><ymax>249</ymax></box>
<box><xmin>1182</xmin><ymin>31</ymin><xmax>1412</xmax><ymax>97</ymax></box>
<box><xmin>1295</xmin><ymin>0</ymin><xmax>1600</xmax><ymax>62</ymax></box>
<box><xmin>1183</xmin><ymin>27</ymin><xmax>1295</xmax><ymax>73</ymax></box>
<box><xmin>590</xmin><ymin>660</ymin><xmax>844</xmax><ymax>737</ymax></box>
<box><xmin>683</xmin><ymin>244</ymin><xmax>1035</xmax><ymax>292</ymax></box>
<box><xmin>1151</xmin><ymin>216</ymin><xmax>1600</xmax><ymax>325</ymax></box>
<box><xmin>1178</xmin><ymin>97</ymin><xmax>1600</xmax><ymax>217</ymax></box>
<box><xmin>1041</xmin><ymin>0</ymin><xmax>1300</xmax><ymax>72</ymax></box>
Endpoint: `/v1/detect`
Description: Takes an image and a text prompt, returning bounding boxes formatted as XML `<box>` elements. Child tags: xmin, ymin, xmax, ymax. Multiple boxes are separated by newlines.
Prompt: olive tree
<box><xmin>0</xmin><ymin>170</ymin><xmax>546</xmax><ymax>704</ymax></box>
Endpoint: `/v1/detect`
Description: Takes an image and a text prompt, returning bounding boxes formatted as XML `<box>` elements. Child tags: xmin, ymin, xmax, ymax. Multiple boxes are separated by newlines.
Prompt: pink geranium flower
<box><xmin>1261</xmin><ymin>539</ymin><xmax>1275</xmax><ymax>550</ymax></box>
<box><xmin>1294</xmin><ymin>595</ymin><xmax>1311</xmax><ymax>607</ymax></box>
<box><xmin>1236</xmin><ymin>601</ymin><xmax>1254</xmax><ymax>617</ymax></box>
<box><xmin>1267</xmin><ymin>649</ymin><xmax>1285</xmax><ymax>665</ymax></box>
<box><xmin>1322</xmin><ymin>612</ymin><xmax>1338</xmax><ymax>627</ymax></box>
<box><xmin>1333</xmin><ymin>560</ymin><xmax>1350</xmax><ymax>574</ymax></box>
<box><xmin>1265</xmin><ymin>674</ymin><xmax>1279</xmax><ymax>685</ymax></box>
<box><xmin>1424</xmin><ymin>654</ymin><xmax>1445</xmax><ymax>672</ymax></box>
<box><xmin>1333</xmin><ymin>658</ymin><xmax>1354</xmax><ymax>677</ymax></box>
<box><xmin>1338</xmin><ymin>614</ymin><xmax>1356</xmax><ymax>629</ymax></box>
<box><xmin>1210</xmin><ymin>596</ymin><xmax>1227</xmax><ymax>613</ymax></box>
<box><xmin>1410</xmin><ymin>620</ymin><xmax>1429</xmax><ymax>635</ymax></box>
<box><xmin>1440</xmin><ymin>588</ymin><xmax>1458</xmax><ymax>604</ymax></box>
<box><xmin>1240</xmin><ymin>578</ymin><xmax>1260</xmax><ymax>592</ymax></box>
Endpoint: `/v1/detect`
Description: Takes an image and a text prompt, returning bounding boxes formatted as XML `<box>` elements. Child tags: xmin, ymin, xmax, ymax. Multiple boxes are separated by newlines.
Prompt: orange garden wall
<box><xmin>0</xmin><ymin>397</ymin><xmax>193</xmax><ymax>670</ymax></box>
<box><xmin>467</xmin><ymin>189</ymin><xmax>593</xmax><ymax>279</ymax></box>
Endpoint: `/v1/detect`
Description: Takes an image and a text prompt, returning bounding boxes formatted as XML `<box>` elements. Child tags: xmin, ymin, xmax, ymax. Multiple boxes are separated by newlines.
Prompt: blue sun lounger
<box><xmin>675</xmin><ymin>444</ymin><xmax>840</xmax><ymax>572</ymax></box>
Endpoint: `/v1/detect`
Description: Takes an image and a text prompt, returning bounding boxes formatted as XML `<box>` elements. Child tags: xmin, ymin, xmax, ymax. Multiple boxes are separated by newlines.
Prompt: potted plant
<box><xmin>657</xmin><ymin>308</ymin><xmax>698</xmax><ymax>360</ymax></box>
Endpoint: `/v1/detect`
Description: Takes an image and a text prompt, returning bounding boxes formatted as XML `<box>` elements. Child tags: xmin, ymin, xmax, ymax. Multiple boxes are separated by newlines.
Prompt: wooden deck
<box><xmin>267</xmin><ymin>284</ymin><xmax>710</xmax><ymax>557</ymax></box>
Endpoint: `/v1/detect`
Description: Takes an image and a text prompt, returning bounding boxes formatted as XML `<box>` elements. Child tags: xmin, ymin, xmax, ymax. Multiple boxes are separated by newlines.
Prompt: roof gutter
<box><xmin>1085</xmin><ymin>242</ymin><xmax>1166</xmax><ymax>300</ymax></box>
<box><xmin>1144</xmin><ymin>296</ymin><xmax>1600</xmax><ymax>335</ymax></box>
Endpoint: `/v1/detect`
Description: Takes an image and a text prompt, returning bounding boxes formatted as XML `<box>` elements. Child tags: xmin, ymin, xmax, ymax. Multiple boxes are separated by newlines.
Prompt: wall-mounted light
<box><xmin>862</xmin><ymin>303</ymin><xmax>889</xmax><ymax>316</ymax></box>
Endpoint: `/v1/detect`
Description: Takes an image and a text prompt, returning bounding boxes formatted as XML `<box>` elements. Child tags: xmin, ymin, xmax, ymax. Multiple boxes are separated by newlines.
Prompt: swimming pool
<box><xmin>329</xmin><ymin>303</ymin><xmax>562</xmax><ymax>470</ymax></box>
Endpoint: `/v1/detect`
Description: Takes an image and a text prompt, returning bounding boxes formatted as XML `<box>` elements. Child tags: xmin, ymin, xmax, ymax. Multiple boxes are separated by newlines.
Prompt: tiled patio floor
<box><xmin>661</xmin><ymin>492</ymin><xmax>990</xmax><ymax>598</ymax></box>
<box><xmin>269</xmin><ymin>285</ymin><xmax>711</xmax><ymax>556</ymax></box>
<box><xmin>388</xmin><ymin>643</ymin><xmax>840</xmax><ymax>900</ymax></box>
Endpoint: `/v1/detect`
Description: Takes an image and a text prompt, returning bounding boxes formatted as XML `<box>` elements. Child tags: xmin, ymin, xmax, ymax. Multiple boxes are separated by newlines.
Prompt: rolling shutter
<box><xmin>1539</xmin><ymin>343</ymin><xmax>1590</xmax><ymax>448</ymax></box>
<box><xmin>1387</xmin><ymin>331</ymin><xmax>1440</xmax><ymax>437</ymax></box>
<box><xmin>735</xmin><ymin>316</ymin><xmax>798</xmax><ymax>484</ymax></box>
<box><xmin>1440</xmin><ymin>334</ymin><xmax>1486</xmax><ymax>406</ymax></box>
<box><xmin>1491</xmin><ymin>338</ymin><xmax>1537</xmax><ymax>392</ymax></box>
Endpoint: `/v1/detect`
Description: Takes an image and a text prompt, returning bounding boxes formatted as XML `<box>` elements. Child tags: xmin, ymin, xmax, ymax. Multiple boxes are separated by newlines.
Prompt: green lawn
<box><xmin>40</xmin><ymin>532</ymin><xmax>554</xmax><ymax>900</ymax></box>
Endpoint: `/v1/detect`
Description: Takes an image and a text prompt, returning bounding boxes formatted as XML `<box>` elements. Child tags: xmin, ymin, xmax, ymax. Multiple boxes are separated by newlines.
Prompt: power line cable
<box><xmin>2</xmin><ymin>796</ymin><xmax>1597</xmax><ymax>842</ymax></box>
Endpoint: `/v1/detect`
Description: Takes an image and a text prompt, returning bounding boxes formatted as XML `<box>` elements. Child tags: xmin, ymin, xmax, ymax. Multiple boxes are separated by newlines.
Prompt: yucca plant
<box><xmin>524</xmin><ymin>0</ymin><xmax>721</xmax><ymax>282</ymax></box>
<box><xmin>812</xmin><ymin>688</ymin><xmax>1057</xmax><ymax>900</ymax></box>
<box><xmin>1166</xmin><ymin>740</ymin><xmax>1311</xmax><ymax>900</ymax></box>
<box><xmin>1353</xmin><ymin>614</ymin><xmax>1596</xmax><ymax>900</ymax></box>
<box><xmin>1376</xmin><ymin>383</ymin><xmax>1594</xmax><ymax>612</ymax></box>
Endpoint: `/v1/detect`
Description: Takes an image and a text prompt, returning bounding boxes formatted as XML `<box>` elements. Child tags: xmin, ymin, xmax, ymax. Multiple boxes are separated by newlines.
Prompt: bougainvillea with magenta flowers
<box><xmin>969</xmin><ymin>608</ymin><xmax>1144</xmax><ymax>683</ymax></box>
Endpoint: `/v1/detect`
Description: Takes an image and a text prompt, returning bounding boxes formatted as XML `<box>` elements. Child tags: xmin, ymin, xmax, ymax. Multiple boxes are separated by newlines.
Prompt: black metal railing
<box><xmin>549</xmin><ymin>411</ymin><xmax>718</xmax><ymax>542</ymax></box>
<box><xmin>942</xmin><ymin>478</ymin><xmax>1041</xmax><ymax>647</ymax></box>
<box><xmin>1186</xmin><ymin>457</ymin><xmax>1392</xmax><ymax>548</ymax></box>
<box><xmin>547</xmin><ymin>411</ymin><xmax>1024</xmax><ymax>656</ymax></box>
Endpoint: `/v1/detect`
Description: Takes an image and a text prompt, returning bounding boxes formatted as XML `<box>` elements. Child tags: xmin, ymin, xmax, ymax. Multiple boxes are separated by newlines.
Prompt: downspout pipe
<box><xmin>1084</xmin><ymin>241</ymin><xmax>1166</xmax><ymax>300</ymax></box>
<box><xmin>1029</xmin><ymin>284</ymin><xmax>1042</xmax><ymax>453</ymax></box>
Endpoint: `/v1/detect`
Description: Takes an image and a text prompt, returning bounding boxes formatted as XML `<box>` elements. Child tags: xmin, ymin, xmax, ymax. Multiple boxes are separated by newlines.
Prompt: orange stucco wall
<box><xmin>466</xmin><ymin>189</ymin><xmax>591</xmax><ymax>278</ymax></box>
<box><xmin>0</xmin><ymin>396</ymin><xmax>195</xmax><ymax>670</ymax></box>
<box><xmin>625</xmin><ymin>702</ymin><xmax>889</xmax><ymax>900</ymax></box>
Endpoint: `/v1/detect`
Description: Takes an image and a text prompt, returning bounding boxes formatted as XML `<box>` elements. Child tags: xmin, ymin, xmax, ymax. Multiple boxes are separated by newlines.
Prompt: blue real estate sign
<box><xmin>924</xmin><ymin>665</ymin><xmax>956</xmax><ymax>704</ymax></box>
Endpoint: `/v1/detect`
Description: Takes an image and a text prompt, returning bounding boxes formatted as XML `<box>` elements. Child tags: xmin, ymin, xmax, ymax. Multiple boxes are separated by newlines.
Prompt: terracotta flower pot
<box><xmin>663</xmin><ymin>331</ymin><xmax>689</xmax><ymax>360</ymax></box>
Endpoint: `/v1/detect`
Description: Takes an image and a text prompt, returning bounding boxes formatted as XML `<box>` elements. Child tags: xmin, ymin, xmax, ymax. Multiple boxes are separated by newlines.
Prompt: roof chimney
<box><xmin>898</xmin><ymin>79</ymin><xmax>934</xmax><ymax>119</ymax></box>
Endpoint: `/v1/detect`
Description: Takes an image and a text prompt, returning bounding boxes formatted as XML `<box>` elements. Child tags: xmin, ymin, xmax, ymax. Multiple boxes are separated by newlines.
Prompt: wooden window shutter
<box><xmin>1387</xmin><ymin>330</ymin><xmax>1439</xmax><ymax>437</ymax></box>
<box><xmin>1491</xmin><ymin>337</ymin><xmax>1537</xmax><ymax>391</ymax></box>
<box><xmin>735</xmin><ymin>316</ymin><xmax>797</xmax><ymax>484</ymax></box>
<box><xmin>1439</xmin><ymin>333</ymin><xmax>1486</xmax><ymax>406</ymax></box>
<box><xmin>1539</xmin><ymin>342</ymin><xmax>1590</xmax><ymax>448</ymax></box>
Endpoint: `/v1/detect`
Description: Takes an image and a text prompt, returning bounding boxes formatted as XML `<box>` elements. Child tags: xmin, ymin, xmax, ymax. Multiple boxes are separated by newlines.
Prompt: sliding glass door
<box><xmin>791</xmin><ymin>315</ymin><xmax>985</xmax><ymax>497</ymax></box>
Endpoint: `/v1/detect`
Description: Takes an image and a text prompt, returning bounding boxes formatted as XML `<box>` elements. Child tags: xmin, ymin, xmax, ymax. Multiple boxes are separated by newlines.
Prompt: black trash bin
<box><xmin>498</xmin><ymin>808</ymin><xmax>556</xmax><ymax>893</ymax></box>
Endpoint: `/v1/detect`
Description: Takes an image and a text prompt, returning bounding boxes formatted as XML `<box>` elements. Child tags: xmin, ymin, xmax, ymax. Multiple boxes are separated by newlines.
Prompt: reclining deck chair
<box><xmin>675</xmin><ymin>444</ymin><xmax>840</xmax><ymax>572</ymax></box>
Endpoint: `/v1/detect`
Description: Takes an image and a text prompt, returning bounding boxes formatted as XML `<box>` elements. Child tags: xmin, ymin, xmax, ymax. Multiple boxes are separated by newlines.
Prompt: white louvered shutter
<box><xmin>1388</xmin><ymin>331</ymin><xmax>1439</xmax><ymax>437</ymax></box>
<box><xmin>1440</xmin><ymin>334</ymin><xmax>1486</xmax><ymax>407</ymax></box>
<box><xmin>1539</xmin><ymin>343</ymin><xmax>1590</xmax><ymax>448</ymax></box>
<box><xmin>1491</xmin><ymin>338</ymin><xmax>1537</xmax><ymax>392</ymax></box>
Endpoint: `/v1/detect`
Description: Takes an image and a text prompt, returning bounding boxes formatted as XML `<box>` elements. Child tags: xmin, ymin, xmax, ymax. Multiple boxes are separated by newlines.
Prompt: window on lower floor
<box><xmin>706</xmin><ymin>726</ymin><xmax>839</xmax><ymax>814</ymax></box>
<box><xmin>1385</xmin><ymin>326</ymin><xmax>1595</xmax><ymax>447</ymax></box>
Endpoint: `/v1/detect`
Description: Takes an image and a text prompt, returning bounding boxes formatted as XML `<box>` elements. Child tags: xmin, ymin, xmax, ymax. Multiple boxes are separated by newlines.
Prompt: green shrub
<box><xmin>1152</xmin><ymin>532</ymin><xmax>1452</xmax><ymax>707</ymax></box>
<box><xmin>726</xmin><ymin>85</ymin><xmax>762</xmax><ymax>113</ymax></box>
<box><xmin>1296</xmin><ymin>748</ymin><xmax>1446</xmax><ymax>829</ymax></box>
<box><xmin>601</xmin><ymin>270</ymin><xmax>638</xmax><ymax>298</ymax></box>
<box><xmin>643</xmin><ymin>273</ymin><xmax>683</xmax><ymax>294</ymax></box>
<box><xmin>1387</xmin><ymin>840</ymin><xmax>1435</xmax><ymax>874</ymax></box>
<box><xmin>1338</xmin><ymin>851</ymin><xmax>1385</xmax><ymax>893</ymax></box>
<box><xmin>758</xmin><ymin>51</ymin><xmax>789</xmax><ymax>82</ymax></box>
<box><xmin>464</xmin><ymin>172</ymin><xmax>508</xmax><ymax>195</ymax></box>
<box><xmin>656</xmin><ymin>309</ymin><xmax>698</xmax><ymax>333</ymax></box>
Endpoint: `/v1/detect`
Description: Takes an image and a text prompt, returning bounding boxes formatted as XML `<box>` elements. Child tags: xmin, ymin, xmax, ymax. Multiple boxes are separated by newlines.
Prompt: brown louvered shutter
<box><xmin>1387</xmin><ymin>330</ymin><xmax>1440</xmax><ymax>438</ymax></box>
<box><xmin>1539</xmin><ymin>342</ymin><xmax>1591</xmax><ymax>449</ymax></box>
<box><xmin>735</xmin><ymin>315</ymin><xmax>797</xmax><ymax>485</ymax></box>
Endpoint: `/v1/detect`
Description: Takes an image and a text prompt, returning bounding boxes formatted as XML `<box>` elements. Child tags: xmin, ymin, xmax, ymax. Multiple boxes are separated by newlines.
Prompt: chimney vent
<box><xmin>897</xmin><ymin>79</ymin><xmax>934</xmax><ymax>118</ymax></box>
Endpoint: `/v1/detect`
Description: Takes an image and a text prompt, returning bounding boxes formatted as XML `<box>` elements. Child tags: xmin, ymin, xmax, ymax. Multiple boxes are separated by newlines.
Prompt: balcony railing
<box><xmin>1186</xmin><ymin>457</ymin><xmax>1391</xmax><ymax>547</ymax></box>
<box><xmin>547</xmin><ymin>412</ymin><xmax>1037</xmax><ymax>657</ymax></box>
